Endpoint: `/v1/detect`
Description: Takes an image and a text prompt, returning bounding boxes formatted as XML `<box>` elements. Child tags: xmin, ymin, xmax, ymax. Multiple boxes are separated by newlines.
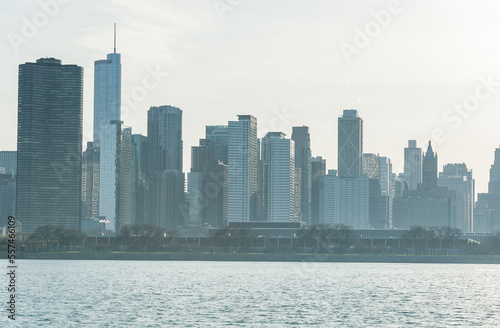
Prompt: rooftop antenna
<box><xmin>113</xmin><ymin>23</ymin><xmax>116</xmax><ymax>54</ymax></box>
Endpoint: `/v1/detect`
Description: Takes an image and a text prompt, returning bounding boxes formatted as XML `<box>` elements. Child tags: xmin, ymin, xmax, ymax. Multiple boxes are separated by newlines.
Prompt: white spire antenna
<box><xmin>114</xmin><ymin>23</ymin><xmax>116</xmax><ymax>54</ymax></box>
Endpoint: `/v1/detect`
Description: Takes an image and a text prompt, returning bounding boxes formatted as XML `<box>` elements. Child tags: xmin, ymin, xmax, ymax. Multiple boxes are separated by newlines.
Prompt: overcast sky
<box><xmin>1</xmin><ymin>0</ymin><xmax>500</xmax><ymax>194</ymax></box>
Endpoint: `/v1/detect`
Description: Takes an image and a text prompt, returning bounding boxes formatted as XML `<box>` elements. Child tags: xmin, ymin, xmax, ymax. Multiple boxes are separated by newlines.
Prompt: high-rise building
<box><xmin>148</xmin><ymin>105</ymin><xmax>183</xmax><ymax>172</ymax></box>
<box><xmin>438</xmin><ymin>163</ymin><xmax>474</xmax><ymax>232</ymax></box>
<box><xmin>311</xmin><ymin>156</ymin><xmax>326</xmax><ymax>225</ymax></box>
<box><xmin>291</xmin><ymin>126</ymin><xmax>311</xmax><ymax>224</ymax></box>
<box><xmin>116</xmin><ymin>126</ymin><xmax>135</xmax><ymax>228</ymax></box>
<box><xmin>362</xmin><ymin>153</ymin><xmax>379</xmax><ymax>179</ymax></box>
<box><xmin>476</xmin><ymin>147</ymin><xmax>500</xmax><ymax>233</ymax></box>
<box><xmin>260</xmin><ymin>132</ymin><xmax>295</xmax><ymax>222</ymax></box>
<box><xmin>93</xmin><ymin>42</ymin><xmax>122</xmax><ymax>233</ymax></box>
<box><xmin>0</xmin><ymin>152</ymin><xmax>17</xmax><ymax>175</ymax></box>
<box><xmin>422</xmin><ymin>141</ymin><xmax>438</xmax><ymax>190</ymax></box>
<box><xmin>393</xmin><ymin>142</ymin><xmax>456</xmax><ymax>230</ymax></box>
<box><xmin>338</xmin><ymin>110</ymin><xmax>363</xmax><ymax>178</ymax></box>
<box><xmin>16</xmin><ymin>58</ymin><xmax>83</xmax><ymax>232</ymax></box>
<box><xmin>150</xmin><ymin>170</ymin><xmax>185</xmax><ymax>231</ymax></box>
<box><xmin>206</xmin><ymin>125</ymin><xmax>229</xmax><ymax>165</ymax></box>
<box><xmin>132</xmin><ymin>134</ymin><xmax>149</xmax><ymax>225</ymax></box>
<box><xmin>319</xmin><ymin>170</ymin><xmax>369</xmax><ymax>229</ymax></box>
<box><xmin>227</xmin><ymin>115</ymin><xmax>258</xmax><ymax>222</ymax></box>
<box><xmin>189</xmin><ymin>139</ymin><xmax>227</xmax><ymax>227</ymax></box>
<box><xmin>0</xmin><ymin>173</ymin><xmax>16</xmax><ymax>227</ymax></box>
<box><xmin>404</xmin><ymin>140</ymin><xmax>422</xmax><ymax>190</ymax></box>
<box><xmin>363</xmin><ymin>154</ymin><xmax>393</xmax><ymax>228</ymax></box>
<box><xmin>81</xmin><ymin>142</ymin><xmax>99</xmax><ymax>220</ymax></box>
<box><xmin>147</xmin><ymin>105</ymin><xmax>185</xmax><ymax>231</ymax></box>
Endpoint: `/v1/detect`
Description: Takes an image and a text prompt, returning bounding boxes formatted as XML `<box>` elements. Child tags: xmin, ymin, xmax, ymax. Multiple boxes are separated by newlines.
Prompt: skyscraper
<box><xmin>189</xmin><ymin>139</ymin><xmax>227</xmax><ymax>227</ymax></box>
<box><xmin>93</xmin><ymin>38</ymin><xmax>122</xmax><ymax>233</ymax></box>
<box><xmin>260</xmin><ymin>132</ymin><xmax>295</xmax><ymax>222</ymax></box>
<box><xmin>132</xmin><ymin>134</ymin><xmax>149</xmax><ymax>225</ymax></box>
<box><xmin>338</xmin><ymin>110</ymin><xmax>363</xmax><ymax>178</ymax></box>
<box><xmin>476</xmin><ymin>147</ymin><xmax>500</xmax><ymax>232</ymax></box>
<box><xmin>16</xmin><ymin>58</ymin><xmax>83</xmax><ymax>232</ymax></box>
<box><xmin>81</xmin><ymin>142</ymin><xmax>99</xmax><ymax>221</ymax></box>
<box><xmin>291</xmin><ymin>126</ymin><xmax>311</xmax><ymax>224</ymax></box>
<box><xmin>404</xmin><ymin>140</ymin><xmax>422</xmax><ymax>190</ymax></box>
<box><xmin>147</xmin><ymin>105</ymin><xmax>185</xmax><ymax>231</ymax></box>
<box><xmin>319</xmin><ymin>170</ymin><xmax>369</xmax><ymax>229</ymax></box>
<box><xmin>438</xmin><ymin>163</ymin><xmax>474</xmax><ymax>232</ymax></box>
<box><xmin>310</xmin><ymin>156</ymin><xmax>326</xmax><ymax>225</ymax></box>
<box><xmin>206</xmin><ymin>125</ymin><xmax>229</xmax><ymax>165</ymax></box>
<box><xmin>422</xmin><ymin>141</ymin><xmax>438</xmax><ymax>190</ymax></box>
<box><xmin>148</xmin><ymin>105</ymin><xmax>183</xmax><ymax>172</ymax></box>
<box><xmin>0</xmin><ymin>152</ymin><xmax>17</xmax><ymax>175</ymax></box>
<box><xmin>228</xmin><ymin>115</ymin><xmax>258</xmax><ymax>222</ymax></box>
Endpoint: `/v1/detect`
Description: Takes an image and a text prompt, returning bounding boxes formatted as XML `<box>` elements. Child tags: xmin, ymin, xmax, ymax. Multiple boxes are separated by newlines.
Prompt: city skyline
<box><xmin>2</xmin><ymin>1</ymin><xmax>500</xmax><ymax>197</ymax></box>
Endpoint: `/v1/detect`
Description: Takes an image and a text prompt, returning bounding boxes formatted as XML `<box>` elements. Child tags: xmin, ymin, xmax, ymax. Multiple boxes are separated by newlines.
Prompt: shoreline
<box><xmin>16</xmin><ymin>252</ymin><xmax>500</xmax><ymax>264</ymax></box>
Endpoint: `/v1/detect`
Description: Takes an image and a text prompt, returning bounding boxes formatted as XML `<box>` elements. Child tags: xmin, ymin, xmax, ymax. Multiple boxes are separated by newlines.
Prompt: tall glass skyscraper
<box><xmin>260</xmin><ymin>132</ymin><xmax>295</xmax><ymax>222</ymax></box>
<box><xmin>17</xmin><ymin>58</ymin><xmax>83</xmax><ymax>233</ymax></box>
<box><xmin>228</xmin><ymin>115</ymin><xmax>258</xmax><ymax>222</ymax></box>
<box><xmin>94</xmin><ymin>47</ymin><xmax>122</xmax><ymax>233</ymax></box>
<box><xmin>147</xmin><ymin>105</ymin><xmax>185</xmax><ymax>231</ymax></box>
<box><xmin>338</xmin><ymin>110</ymin><xmax>363</xmax><ymax>178</ymax></box>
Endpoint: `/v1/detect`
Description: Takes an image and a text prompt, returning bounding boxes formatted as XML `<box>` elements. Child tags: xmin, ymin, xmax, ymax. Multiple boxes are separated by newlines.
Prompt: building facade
<box><xmin>227</xmin><ymin>115</ymin><xmax>258</xmax><ymax>222</ymax></box>
<box><xmin>16</xmin><ymin>58</ymin><xmax>83</xmax><ymax>232</ymax></box>
<box><xmin>206</xmin><ymin>125</ymin><xmax>229</xmax><ymax>165</ymax></box>
<box><xmin>147</xmin><ymin>105</ymin><xmax>185</xmax><ymax>231</ymax></box>
<box><xmin>260</xmin><ymin>132</ymin><xmax>296</xmax><ymax>222</ymax></box>
<box><xmin>404</xmin><ymin>140</ymin><xmax>422</xmax><ymax>190</ymax></box>
<box><xmin>319</xmin><ymin>170</ymin><xmax>369</xmax><ymax>229</ymax></box>
<box><xmin>291</xmin><ymin>126</ymin><xmax>312</xmax><ymax>224</ymax></box>
<box><xmin>311</xmin><ymin>156</ymin><xmax>326</xmax><ymax>225</ymax></box>
<box><xmin>438</xmin><ymin>163</ymin><xmax>474</xmax><ymax>232</ymax></box>
<box><xmin>338</xmin><ymin>110</ymin><xmax>363</xmax><ymax>178</ymax></box>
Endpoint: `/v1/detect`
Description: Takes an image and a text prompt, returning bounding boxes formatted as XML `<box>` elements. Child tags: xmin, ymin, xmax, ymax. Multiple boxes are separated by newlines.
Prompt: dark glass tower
<box><xmin>292</xmin><ymin>126</ymin><xmax>312</xmax><ymax>224</ymax></box>
<box><xmin>17</xmin><ymin>58</ymin><xmax>83</xmax><ymax>233</ymax></box>
<box><xmin>147</xmin><ymin>105</ymin><xmax>185</xmax><ymax>231</ymax></box>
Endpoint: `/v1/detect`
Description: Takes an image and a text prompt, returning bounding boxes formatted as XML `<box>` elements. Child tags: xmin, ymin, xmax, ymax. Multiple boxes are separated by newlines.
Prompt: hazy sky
<box><xmin>1</xmin><ymin>0</ymin><xmax>500</xmax><ymax>194</ymax></box>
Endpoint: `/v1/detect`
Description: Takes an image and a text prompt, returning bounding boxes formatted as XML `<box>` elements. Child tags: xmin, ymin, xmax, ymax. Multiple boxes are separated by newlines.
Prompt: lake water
<box><xmin>3</xmin><ymin>260</ymin><xmax>500</xmax><ymax>327</ymax></box>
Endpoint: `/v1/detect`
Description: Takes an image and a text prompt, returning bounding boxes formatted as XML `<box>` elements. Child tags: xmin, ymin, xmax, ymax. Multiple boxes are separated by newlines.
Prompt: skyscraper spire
<box><xmin>114</xmin><ymin>23</ymin><xmax>116</xmax><ymax>54</ymax></box>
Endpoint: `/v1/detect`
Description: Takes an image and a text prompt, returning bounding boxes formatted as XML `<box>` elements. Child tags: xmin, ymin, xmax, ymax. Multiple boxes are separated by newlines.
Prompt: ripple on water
<box><xmin>4</xmin><ymin>261</ymin><xmax>500</xmax><ymax>327</ymax></box>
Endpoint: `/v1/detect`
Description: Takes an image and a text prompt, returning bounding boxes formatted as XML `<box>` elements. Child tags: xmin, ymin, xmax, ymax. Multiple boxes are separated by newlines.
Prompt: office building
<box><xmin>393</xmin><ymin>141</ymin><xmax>456</xmax><ymax>229</ymax></box>
<box><xmin>206</xmin><ymin>125</ymin><xmax>229</xmax><ymax>165</ymax></box>
<box><xmin>476</xmin><ymin>147</ymin><xmax>500</xmax><ymax>233</ymax></box>
<box><xmin>319</xmin><ymin>170</ymin><xmax>369</xmax><ymax>229</ymax></box>
<box><xmin>93</xmin><ymin>41</ymin><xmax>122</xmax><ymax>233</ymax></box>
<box><xmin>291</xmin><ymin>126</ymin><xmax>311</xmax><ymax>224</ymax></box>
<box><xmin>0</xmin><ymin>151</ymin><xmax>17</xmax><ymax>175</ymax></box>
<box><xmin>338</xmin><ymin>110</ymin><xmax>363</xmax><ymax>178</ymax></box>
<box><xmin>438</xmin><ymin>163</ymin><xmax>474</xmax><ymax>232</ymax></box>
<box><xmin>404</xmin><ymin>140</ymin><xmax>422</xmax><ymax>190</ymax></box>
<box><xmin>132</xmin><ymin>134</ymin><xmax>149</xmax><ymax>225</ymax></box>
<box><xmin>81</xmin><ymin>142</ymin><xmax>99</xmax><ymax>220</ymax></box>
<box><xmin>148</xmin><ymin>105</ymin><xmax>183</xmax><ymax>172</ymax></box>
<box><xmin>16</xmin><ymin>58</ymin><xmax>83</xmax><ymax>232</ymax></box>
<box><xmin>311</xmin><ymin>156</ymin><xmax>326</xmax><ymax>225</ymax></box>
<box><xmin>147</xmin><ymin>105</ymin><xmax>185</xmax><ymax>231</ymax></box>
<box><xmin>260</xmin><ymin>132</ymin><xmax>296</xmax><ymax>222</ymax></box>
<box><xmin>189</xmin><ymin>139</ymin><xmax>227</xmax><ymax>227</ymax></box>
<box><xmin>422</xmin><ymin>141</ymin><xmax>438</xmax><ymax>190</ymax></box>
<box><xmin>227</xmin><ymin>115</ymin><xmax>258</xmax><ymax>222</ymax></box>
